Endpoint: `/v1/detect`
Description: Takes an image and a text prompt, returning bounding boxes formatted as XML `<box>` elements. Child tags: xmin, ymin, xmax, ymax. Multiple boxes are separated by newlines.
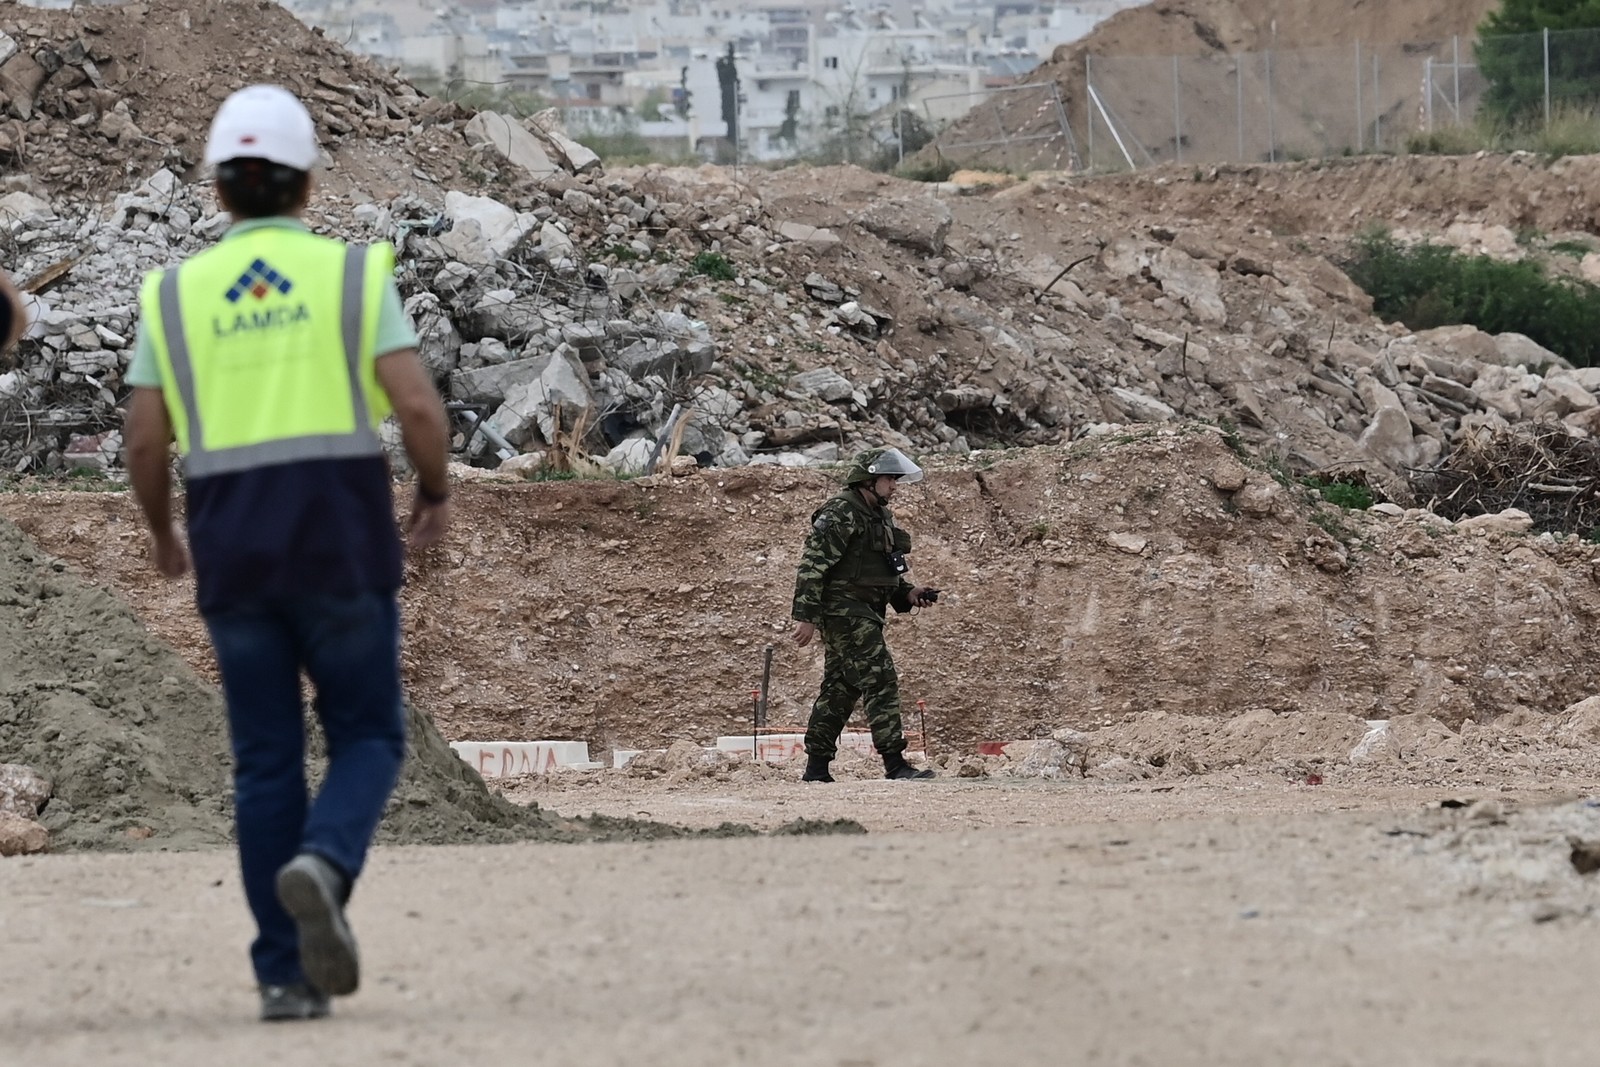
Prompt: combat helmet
<box><xmin>842</xmin><ymin>447</ymin><xmax>923</xmax><ymax>485</ymax></box>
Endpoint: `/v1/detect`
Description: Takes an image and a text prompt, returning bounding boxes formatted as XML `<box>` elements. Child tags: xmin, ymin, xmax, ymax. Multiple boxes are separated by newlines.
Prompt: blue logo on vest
<box><xmin>226</xmin><ymin>259</ymin><xmax>293</xmax><ymax>303</ymax></box>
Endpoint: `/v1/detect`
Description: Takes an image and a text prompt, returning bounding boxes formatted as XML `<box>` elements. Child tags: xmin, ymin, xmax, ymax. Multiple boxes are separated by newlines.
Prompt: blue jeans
<box><xmin>203</xmin><ymin>591</ymin><xmax>407</xmax><ymax>987</ymax></box>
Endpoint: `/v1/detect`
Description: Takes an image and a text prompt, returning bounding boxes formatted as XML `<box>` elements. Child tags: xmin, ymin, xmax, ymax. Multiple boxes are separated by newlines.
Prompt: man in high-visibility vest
<box><xmin>124</xmin><ymin>85</ymin><xmax>452</xmax><ymax>1023</ymax></box>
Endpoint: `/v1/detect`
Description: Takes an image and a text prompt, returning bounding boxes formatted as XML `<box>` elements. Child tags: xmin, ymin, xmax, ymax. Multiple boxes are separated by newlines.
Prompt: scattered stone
<box><xmin>0</xmin><ymin>764</ymin><xmax>51</xmax><ymax>819</ymax></box>
<box><xmin>792</xmin><ymin>367</ymin><xmax>854</xmax><ymax>403</ymax></box>
<box><xmin>1455</xmin><ymin>508</ymin><xmax>1533</xmax><ymax>536</ymax></box>
<box><xmin>856</xmin><ymin>198</ymin><xmax>953</xmax><ymax>255</ymax></box>
<box><xmin>1107</xmin><ymin>531</ymin><xmax>1148</xmax><ymax>554</ymax></box>
<box><xmin>778</xmin><ymin>221</ymin><xmax>842</xmax><ymax>252</ymax></box>
<box><xmin>0</xmin><ymin>810</ymin><xmax>48</xmax><ymax>856</ymax></box>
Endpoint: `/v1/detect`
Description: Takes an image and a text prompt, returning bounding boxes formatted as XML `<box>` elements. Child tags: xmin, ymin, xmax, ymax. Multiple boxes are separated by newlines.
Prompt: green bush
<box><xmin>1406</xmin><ymin>125</ymin><xmax>1496</xmax><ymax>155</ymax></box>
<box><xmin>1404</xmin><ymin>107</ymin><xmax>1600</xmax><ymax>160</ymax></box>
<box><xmin>1478</xmin><ymin>3</ymin><xmax>1600</xmax><ymax>126</ymax></box>
<box><xmin>575</xmin><ymin>130</ymin><xmax>655</xmax><ymax>164</ymax></box>
<box><xmin>1342</xmin><ymin>228</ymin><xmax>1600</xmax><ymax>367</ymax></box>
<box><xmin>1305</xmin><ymin>478</ymin><xmax>1375</xmax><ymax>511</ymax></box>
<box><xmin>690</xmin><ymin>251</ymin><xmax>736</xmax><ymax>281</ymax></box>
<box><xmin>1529</xmin><ymin>106</ymin><xmax>1600</xmax><ymax>158</ymax></box>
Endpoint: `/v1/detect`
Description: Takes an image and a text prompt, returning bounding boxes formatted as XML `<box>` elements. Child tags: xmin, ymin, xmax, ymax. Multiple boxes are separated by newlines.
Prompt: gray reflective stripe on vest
<box><xmin>158</xmin><ymin>243</ymin><xmax>383</xmax><ymax>478</ymax></box>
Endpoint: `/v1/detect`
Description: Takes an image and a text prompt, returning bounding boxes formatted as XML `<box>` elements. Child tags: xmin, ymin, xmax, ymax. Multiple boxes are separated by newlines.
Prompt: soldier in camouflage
<box><xmin>791</xmin><ymin>447</ymin><xmax>939</xmax><ymax>781</ymax></box>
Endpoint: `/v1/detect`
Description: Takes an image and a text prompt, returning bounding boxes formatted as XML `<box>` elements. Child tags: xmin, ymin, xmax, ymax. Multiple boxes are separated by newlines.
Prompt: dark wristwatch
<box><xmin>417</xmin><ymin>482</ymin><xmax>450</xmax><ymax>504</ymax></box>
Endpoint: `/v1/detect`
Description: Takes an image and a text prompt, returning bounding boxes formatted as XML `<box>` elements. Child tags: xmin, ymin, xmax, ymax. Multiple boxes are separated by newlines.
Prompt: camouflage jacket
<box><xmin>791</xmin><ymin>489</ymin><xmax>914</xmax><ymax>624</ymax></box>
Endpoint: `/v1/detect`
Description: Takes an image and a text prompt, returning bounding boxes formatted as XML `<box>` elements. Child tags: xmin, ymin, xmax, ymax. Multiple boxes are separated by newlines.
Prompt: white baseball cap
<box><xmin>203</xmin><ymin>84</ymin><xmax>320</xmax><ymax>171</ymax></box>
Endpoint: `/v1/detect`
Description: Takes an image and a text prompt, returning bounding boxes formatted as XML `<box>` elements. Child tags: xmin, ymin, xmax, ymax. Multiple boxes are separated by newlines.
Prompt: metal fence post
<box><xmin>1544</xmin><ymin>27</ymin><xmax>1552</xmax><ymax>125</ymax></box>
<box><xmin>1235</xmin><ymin>56</ymin><xmax>1244</xmax><ymax>160</ymax></box>
<box><xmin>1453</xmin><ymin>35</ymin><xmax>1461</xmax><ymax>122</ymax></box>
<box><xmin>1050</xmin><ymin>82</ymin><xmax>1081</xmax><ymax>171</ymax></box>
<box><xmin>1372</xmin><ymin>52</ymin><xmax>1382</xmax><ymax>150</ymax></box>
<box><xmin>1266</xmin><ymin>48</ymin><xmax>1276</xmax><ymax>162</ymax></box>
<box><xmin>1172</xmin><ymin>54</ymin><xmax>1183</xmax><ymax>164</ymax></box>
<box><xmin>1355</xmin><ymin>40</ymin><xmax>1364</xmax><ymax>151</ymax></box>
<box><xmin>1085</xmin><ymin>52</ymin><xmax>1094</xmax><ymax>168</ymax></box>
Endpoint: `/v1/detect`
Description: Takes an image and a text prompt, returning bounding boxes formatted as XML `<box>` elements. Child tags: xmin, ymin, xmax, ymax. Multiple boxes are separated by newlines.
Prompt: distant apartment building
<box><xmin>273</xmin><ymin>0</ymin><xmax>1143</xmax><ymax>157</ymax></box>
<box><xmin>680</xmin><ymin>21</ymin><xmax>986</xmax><ymax>162</ymax></box>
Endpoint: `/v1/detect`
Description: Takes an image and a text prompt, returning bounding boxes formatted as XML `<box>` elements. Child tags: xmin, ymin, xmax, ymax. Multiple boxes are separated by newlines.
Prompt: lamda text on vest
<box><xmin>213</xmin><ymin>304</ymin><xmax>311</xmax><ymax>338</ymax></box>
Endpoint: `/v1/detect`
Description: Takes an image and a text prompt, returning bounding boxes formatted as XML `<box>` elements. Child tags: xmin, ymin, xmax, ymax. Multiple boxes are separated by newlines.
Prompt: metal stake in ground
<box><xmin>917</xmin><ymin>699</ymin><xmax>929</xmax><ymax>757</ymax></box>
<box><xmin>753</xmin><ymin>644</ymin><xmax>773</xmax><ymax>764</ymax></box>
<box><xmin>750</xmin><ymin>688</ymin><xmax>761</xmax><ymax>764</ymax></box>
<box><xmin>758</xmin><ymin>644</ymin><xmax>773</xmax><ymax>730</ymax></box>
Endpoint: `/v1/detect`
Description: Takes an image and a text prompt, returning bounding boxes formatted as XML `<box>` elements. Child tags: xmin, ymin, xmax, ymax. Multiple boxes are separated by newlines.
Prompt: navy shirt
<box><xmin>185</xmin><ymin>457</ymin><xmax>404</xmax><ymax>613</ymax></box>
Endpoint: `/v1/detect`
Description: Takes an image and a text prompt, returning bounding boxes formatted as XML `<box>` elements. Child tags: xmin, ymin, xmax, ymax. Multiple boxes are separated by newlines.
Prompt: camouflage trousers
<box><xmin>804</xmin><ymin>614</ymin><xmax>905</xmax><ymax>761</ymax></box>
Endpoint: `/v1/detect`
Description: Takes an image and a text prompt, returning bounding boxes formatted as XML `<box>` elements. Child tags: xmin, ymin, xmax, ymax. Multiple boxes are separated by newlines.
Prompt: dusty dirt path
<box><xmin>8</xmin><ymin>784</ymin><xmax>1600</xmax><ymax>1067</ymax></box>
<box><xmin>503</xmin><ymin>771</ymin><xmax>1594</xmax><ymax>831</ymax></box>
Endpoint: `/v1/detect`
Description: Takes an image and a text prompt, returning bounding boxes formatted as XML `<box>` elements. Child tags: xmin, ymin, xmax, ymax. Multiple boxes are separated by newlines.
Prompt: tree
<box><xmin>892</xmin><ymin>109</ymin><xmax>934</xmax><ymax>157</ymax></box>
<box><xmin>1477</xmin><ymin>0</ymin><xmax>1600</xmax><ymax>123</ymax></box>
<box><xmin>776</xmin><ymin>89</ymin><xmax>801</xmax><ymax>146</ymax></box>
<box><xmin>675</xmin><ymin>66</ymin><xmax>692</xmax><ymax>119</ymax></box>
<box><xmin>716</xmin><ymin>43</ymin><xmax>741</xmax><ymax>162</ymax></box>
<box><xmin>811</xmin><ymin>46</ymin><xmax>875</xmax><ymax>164</ymax></box>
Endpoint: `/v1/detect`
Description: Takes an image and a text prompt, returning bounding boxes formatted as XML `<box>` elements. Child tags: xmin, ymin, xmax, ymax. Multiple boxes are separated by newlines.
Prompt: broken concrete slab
<box><xmin>464</xmin><ymin>110</ymin><xmax>560</xmax><ymax>179</ymax></box>
<box><xmin>792</xmin><ymin>367</ymin><xmax>854</xmax><ymax>402</ymax></box>
<box><xmin>778</xmin><ymin>221</ymin><xmax>842</xmax><ymax>253</ymax></box>
<box><xmin>856</xmin><ymin>197</ymin><xmax>952</xmax><ymax>255</ymax></box>
<box><xmin>437</xmin><ymin>190</ymin><xmax>538</xmax><ymax>265</ymax></box>
<box><xmin>451</xmin><ymin>355</ymin><xmax>551</xmax><ymax>406</ymax></box>
<box><xmin>526</xmin><ymin>110</ymin><xmax>601</xmax><ymax>174</ymax></box>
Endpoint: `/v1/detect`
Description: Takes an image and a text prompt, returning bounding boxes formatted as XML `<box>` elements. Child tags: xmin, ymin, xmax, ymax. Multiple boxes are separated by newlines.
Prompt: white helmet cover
<box><xmin>204</xmin><ymin>84</ymin><xmax>320</xmax><ymax>171</ymax></box>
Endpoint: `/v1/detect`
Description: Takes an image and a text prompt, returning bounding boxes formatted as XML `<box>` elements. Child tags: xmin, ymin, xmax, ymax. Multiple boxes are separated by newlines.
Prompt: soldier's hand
<box><xmin>910</xmin><ymin>586</ymin><xmax>937</xmax><ymax>608</ymax></box>
<box><xmin>792</xmin><ymin>621</ymin><xmax>816</xmax><ymax>647</ymax></box>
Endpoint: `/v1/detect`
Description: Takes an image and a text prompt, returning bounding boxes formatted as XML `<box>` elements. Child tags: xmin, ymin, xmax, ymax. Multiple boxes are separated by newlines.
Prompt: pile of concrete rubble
<box><xmin>0</xmin><ymin>129</ymin><xmax>956</xmax><ymax>475</ymax></box>
<box><xmin>3</xmin><ymin>0</ymin><xmax>1600</xmax><ymax>493</ymax></box>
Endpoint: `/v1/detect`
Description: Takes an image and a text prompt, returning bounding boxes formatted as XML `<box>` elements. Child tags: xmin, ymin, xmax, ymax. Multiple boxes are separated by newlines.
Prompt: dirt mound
<box><xmin>1061</xmin><ymin>0</ymin><xmax>1497</xmax><ymax>56</ymax></box>
<box><xmin>1047</xmin><ymin>152</ymin><xmax>1600</xmax><ymax>239</ymax></box>
<box><xmin>994</xmin><ymin>700</ymin><xmax>1600</xmax><ymax>786</ymax></box>
<box><xmin>0</xmin><ymin>0</ymin><xmax>474</xmax><ymax>198</ymax></box>
<box><xmin>0</xmin><ymin>516</ymin><xmax>233</xmax><ymax>850</ymax></box>
<box><xmin>14</xmin><ymin>430</ymin><xmax>1600</xmax><ymax>770</ymax></box>
<box><xmin>931</xmin><ymin>0</ymin><xmax>1499</xmax><ymax>170</ymax></box>
<box><xmin>0</xmin><ymin>515</ymin><xmax>692</xmax><ymax>850</ymax></box>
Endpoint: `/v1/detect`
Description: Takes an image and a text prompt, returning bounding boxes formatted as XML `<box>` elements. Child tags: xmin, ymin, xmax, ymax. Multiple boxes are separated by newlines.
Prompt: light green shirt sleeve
<box><xmin>126</xmin><ymin>276</ymin><xmax>418</xmax><ymax>389</ymax></box>
<box><xmin>126</xmin><ymin>321</ymin><xmax>160</xmax><ymax>388</ymax></box>
<box><xmin>374</xmin><ymin>278</ymin><xmax>418</xmax><ymax>357</ymax></box>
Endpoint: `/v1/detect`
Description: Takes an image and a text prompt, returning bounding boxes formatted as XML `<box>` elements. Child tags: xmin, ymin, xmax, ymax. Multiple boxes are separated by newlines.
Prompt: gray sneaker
<box><xmin>275</xmin><ymin>853</ymin><xmax>360</xmax><ymax>996</ymax></box>
<box><xmin>260</xmin><ymin>982</ymin><xmax>330</xmax><ymax>1022</ymax></box>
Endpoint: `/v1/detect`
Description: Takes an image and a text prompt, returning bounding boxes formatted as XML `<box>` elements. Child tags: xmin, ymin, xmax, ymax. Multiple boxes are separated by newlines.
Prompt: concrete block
<box><xmin>716</xmin><ymin>732</ymin><xmax>887</xmax><ymax>762</ymax></box>
<box><xmin>451</xmin><ymin>740</ymin><xmax>597</xmax><ymax>778</ymax></box>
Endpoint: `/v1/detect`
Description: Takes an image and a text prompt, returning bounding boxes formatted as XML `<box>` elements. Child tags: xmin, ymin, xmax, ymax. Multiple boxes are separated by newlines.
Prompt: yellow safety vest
<box><xmin>139</xmin><ymin>228</ymin><xmax>394</xmax><ymax>478</ymax></box>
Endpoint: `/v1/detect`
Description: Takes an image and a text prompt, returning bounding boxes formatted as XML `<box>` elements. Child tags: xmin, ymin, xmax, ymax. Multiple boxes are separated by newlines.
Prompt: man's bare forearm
<box><xmin>398</xmin><ymin>399</ymin><xmax>450</xmax><ymax>497</ymax></box>
<box><xmin>125</xmin><ymin>387</ymin><xmax>175</xmax><ymax>532</ymax></box>
<box><xmin>375</xmin><ymin>348</ymin><xmax>450</xmax><ymax>497</ymax></box>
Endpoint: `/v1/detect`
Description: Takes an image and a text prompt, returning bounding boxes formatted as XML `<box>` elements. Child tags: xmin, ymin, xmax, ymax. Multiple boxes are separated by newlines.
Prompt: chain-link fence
<box><xmin>1079</xmin><ymin>27</ymin><xmax>1600</xmax><ymax>172</ymax></box>
<box><xmin>1473</xmin><ymin>26</ymin><xmax>1600</xmax><ymax>126</ymax></box>
<box><xmin>922</xmin><ymin>82</ymin><xmax>1082</xmax><ymax>173</ymax></box>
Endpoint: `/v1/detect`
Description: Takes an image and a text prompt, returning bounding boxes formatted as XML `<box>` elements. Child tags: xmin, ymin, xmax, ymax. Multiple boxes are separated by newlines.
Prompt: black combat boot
<box><xmin>883</xmin><ymin>751</ymin><xmax>934</xmax><ymax>780</ymax></box>
<box><xmin>801</xmin><ymin>755</ymin><xmax>835</xmax><ymax>783</ymax></box>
